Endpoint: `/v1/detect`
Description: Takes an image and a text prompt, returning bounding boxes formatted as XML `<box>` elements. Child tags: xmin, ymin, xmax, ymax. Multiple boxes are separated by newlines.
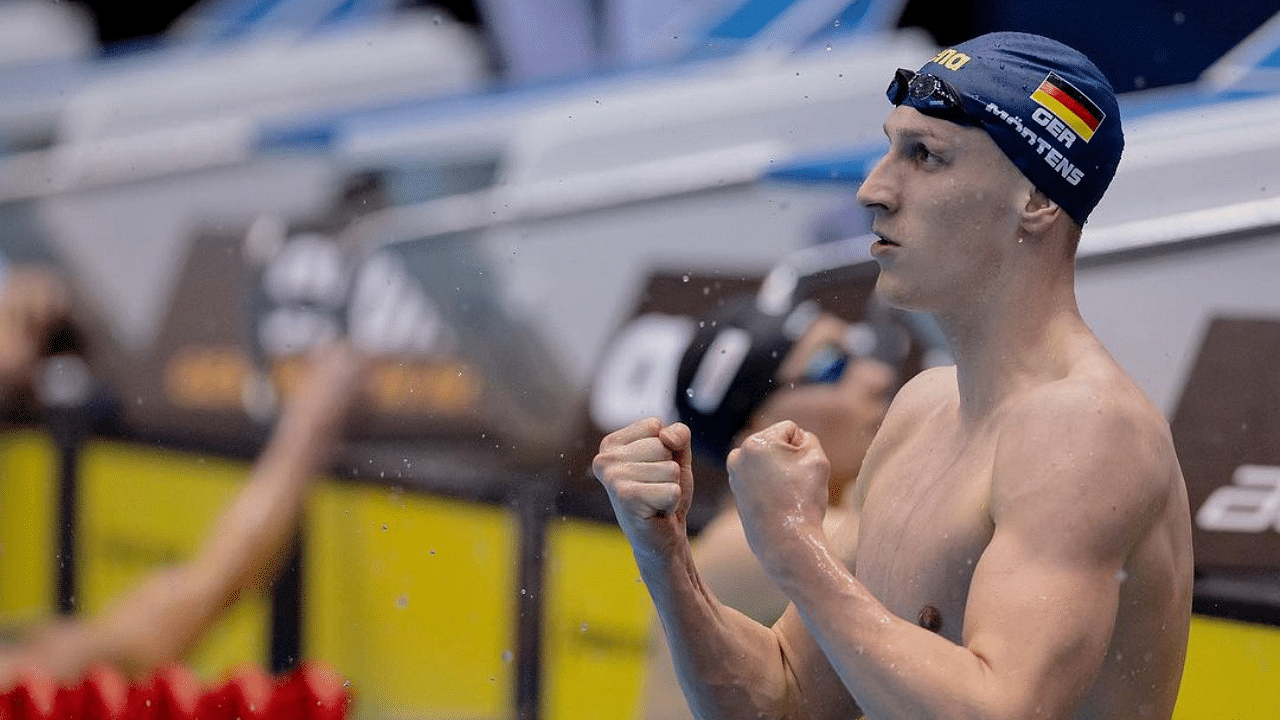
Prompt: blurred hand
<box><xmin>276</xmin><ymin>342</ymin><xmax>374</xmax><ymax>442</ymax></box>
<box><xmin>0</xmin><ymin>266</ymin><xmax>72</xmax><ymax>396</ymax></box>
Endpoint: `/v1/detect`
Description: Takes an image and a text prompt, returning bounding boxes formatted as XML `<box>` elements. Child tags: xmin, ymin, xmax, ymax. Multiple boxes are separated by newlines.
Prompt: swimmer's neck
<box><xmin>932</xmin><ymin>280</ymin><xmax>1088</xmax><ymax>424</ymax></box>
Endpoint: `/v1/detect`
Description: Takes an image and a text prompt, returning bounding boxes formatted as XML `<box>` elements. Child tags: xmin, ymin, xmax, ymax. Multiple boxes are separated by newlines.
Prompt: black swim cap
<box><xmin>674</xmin><ymin>297</ymin><xmax>820</xmax><ymax>461</ymax></box>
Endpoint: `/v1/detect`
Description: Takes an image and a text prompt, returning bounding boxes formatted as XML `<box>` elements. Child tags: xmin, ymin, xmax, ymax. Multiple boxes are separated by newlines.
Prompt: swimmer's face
<box><xmin>747</xmin><ymin>314</ymin><xmax>895</xmax><ymax>494</ymax></box>
<box><xmin>857</xmin><ymin>106</ymin><xmax>1034</xmax><ymax>313</ymax></box>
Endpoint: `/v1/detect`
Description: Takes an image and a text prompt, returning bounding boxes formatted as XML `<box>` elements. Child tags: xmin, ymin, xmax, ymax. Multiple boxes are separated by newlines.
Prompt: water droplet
<box><xmin>502</xmin><ymin>650</ymin><xmax>514</xmax><ymax>663</ymax></box>
<box><xmin>579</xmin><ymin>622</ymin><xmax>589</xmax><ymax>632</ymax></box>
<box><xmin>1173</xmin><ymin>11</ymin><xmax>1185</xmax><ymax>24</ymax></box>
<box><xmin>381</xmin><ymin>523</ymin><xmax>388</xmax><ymax>531</ymax></box>
<box><xmin>396</xmin><ymin>595</ymin><xmax>408</xmax><ymax>609</ymax></box>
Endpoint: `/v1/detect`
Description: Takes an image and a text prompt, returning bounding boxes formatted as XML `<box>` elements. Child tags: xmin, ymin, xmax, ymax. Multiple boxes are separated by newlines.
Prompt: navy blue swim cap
<box><xmin>890</xmin><ymin>32</ymin><xmax>1124</xmax><ymax>225</ymax></box>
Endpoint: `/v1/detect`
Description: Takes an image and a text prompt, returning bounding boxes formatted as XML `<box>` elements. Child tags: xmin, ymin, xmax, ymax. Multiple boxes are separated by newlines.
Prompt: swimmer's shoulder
<box><xmin>999</xmin><ymin>359</ymin><xmax>1180</xmax><ymax>514</ymax></box>
<box><xmin>880</xmin><ymin>365</ymin><xmax>957</xmax><ymax>430</ymax></box>
<box><xmin>854</xmin><ymin>365</ymin><xmax>956</xmax><ymax>476</ymax></box>
<box><xmin>1035</xmin><ymin>352</ymin><xmax>1171</xmax><ymax>443</ymax></box>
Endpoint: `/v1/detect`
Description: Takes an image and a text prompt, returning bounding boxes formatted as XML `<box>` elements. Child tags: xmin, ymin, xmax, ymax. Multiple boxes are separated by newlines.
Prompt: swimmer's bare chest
<box><xmin>850</xmin><ymin>420</ymin><xmax>998</xmax><ymax>644</ymax></box>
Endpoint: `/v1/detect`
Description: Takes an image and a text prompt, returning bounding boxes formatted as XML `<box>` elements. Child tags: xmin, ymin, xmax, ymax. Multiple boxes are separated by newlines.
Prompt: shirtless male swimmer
<box><xmin>593</xmin><ymin>32</ymin><xmax>1194</xmax><ymax>720</ymax></box>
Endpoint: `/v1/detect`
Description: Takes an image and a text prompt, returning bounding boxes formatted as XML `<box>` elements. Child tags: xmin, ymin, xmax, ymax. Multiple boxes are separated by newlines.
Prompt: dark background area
<box><xmin>63</xmin><ymin>0</ymin><xmax>1280</xmax><ymax>93</ymax></box>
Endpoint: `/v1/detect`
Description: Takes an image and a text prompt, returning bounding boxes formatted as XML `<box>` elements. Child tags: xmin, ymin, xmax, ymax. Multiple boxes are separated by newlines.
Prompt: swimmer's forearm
<box><xmin>634</xmin><ymin>544</ymin><xmax>799</xmax><ymax>720</ymax></box>
<box><xmin>201</xmin><ymin>422</ymin><xmax>321</xmax><ymax>591</ymax></box>
<box><xmin>773</xmin><ymin>536</ymin><xmax>1004</xmax><ymax>720</ymax></box>
<box><xmin>75</xmin><ymin>407</ymin><xmax>341</xmax><ymax>677</ymax></box>
<box><xmin>198</xmin><ymin>345</ymin><xmax>365</xmax><ymax>596</ymax></box>
<box><xmin>127</xmin><ymin>347</ymin><xmax>361</xmax><ymax>664</ymax></box>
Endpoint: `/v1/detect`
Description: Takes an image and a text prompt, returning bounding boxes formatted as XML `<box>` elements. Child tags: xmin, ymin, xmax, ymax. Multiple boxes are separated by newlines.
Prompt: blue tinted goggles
<box><xmin>797</xmin><ymin>341</ymin><xmax>851</xmax><ymax>386</ymax></box>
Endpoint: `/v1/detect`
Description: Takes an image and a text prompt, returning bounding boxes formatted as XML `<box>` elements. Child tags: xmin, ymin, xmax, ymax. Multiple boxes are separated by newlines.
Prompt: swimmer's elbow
<box><xmin>969</xmin><ymin>646</ymin><xmax>997</xmax><ymax>677</ymax></box>
<box><xmin>776</xmin><ymin>630</ymin><xmax>858</xmax><ymax>720</ymax></box>
<box><xmin>960</xmin><ymin>649</ymin><xmax>1038</xmax><ymax>720</ymax></box>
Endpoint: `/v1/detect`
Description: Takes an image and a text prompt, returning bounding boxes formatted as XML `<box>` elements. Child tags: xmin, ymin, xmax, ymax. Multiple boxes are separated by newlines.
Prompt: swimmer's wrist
<box><xmin>756</xmin><ymin>517</ymin><xmax>835</xmax><ymax>584</ymax></box>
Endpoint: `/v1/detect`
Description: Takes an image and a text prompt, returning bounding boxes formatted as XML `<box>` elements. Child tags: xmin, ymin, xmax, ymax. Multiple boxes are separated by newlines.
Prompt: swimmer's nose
<box><xmin>857</xmin><ymin>151</ymin><xmax>897</xmax><ymax>215</ymax></box>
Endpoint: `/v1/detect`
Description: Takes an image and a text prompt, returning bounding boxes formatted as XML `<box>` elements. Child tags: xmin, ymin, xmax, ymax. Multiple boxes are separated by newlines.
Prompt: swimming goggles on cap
<box><xmin>886</xmin><ymin>68</ymin><xmax>972</xmax><ymax>125</ymax></box>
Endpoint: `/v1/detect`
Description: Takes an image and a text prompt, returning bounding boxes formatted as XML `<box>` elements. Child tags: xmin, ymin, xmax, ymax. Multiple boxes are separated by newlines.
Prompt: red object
<box><xmin>218</xmin><ymin>666</ymin><xmax>274</xmax><ymax>720</ymax></box>
<box><xmin>270</xmin><ymin>662</ymin><xmax>352</xmax><ymax>720</ymax></box>
<box><xmin>72</xmin><ymin>666</ymin><xmax>130</xmax><ymax>720</ymax></box>
<box><xmin>1</xmin><ymin>670</ymin><xmax>57</xmax><ymax>720</ymax></box>
<box><xmin>127</xmin><ymin>665</ymin><xmax>202</xmax><ymax>720</ymax></box>
<box><xmin>7</xmin><ymin>662</ymin><xmax>351</xmax><ymax>720</ymax></box>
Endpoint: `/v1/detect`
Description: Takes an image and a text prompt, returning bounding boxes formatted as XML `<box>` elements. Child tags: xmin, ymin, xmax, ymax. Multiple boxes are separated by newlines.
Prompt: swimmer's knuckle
<box><xmin>591</xmin><ymin>456</ymin><xmax>612</xmax><ymax>482</ymax></box>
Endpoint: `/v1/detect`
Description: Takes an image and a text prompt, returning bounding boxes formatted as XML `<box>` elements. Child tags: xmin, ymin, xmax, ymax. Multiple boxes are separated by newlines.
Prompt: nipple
<box><xmin>917</xmin><ymin>605</ymin><xmax>943</xmax><ymax>633</ymax></box>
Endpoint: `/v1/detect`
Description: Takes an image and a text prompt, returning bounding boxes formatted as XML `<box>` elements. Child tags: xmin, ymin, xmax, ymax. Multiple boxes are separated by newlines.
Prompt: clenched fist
<box><xmin>593</xmin><ymin>418</ymin><xmax>695</xmax><ymax>558</ymax></box>
<box><xmin>727</xmin><ymin>420</ymin><xmax>832</xmax><ymax>573</ymax></box>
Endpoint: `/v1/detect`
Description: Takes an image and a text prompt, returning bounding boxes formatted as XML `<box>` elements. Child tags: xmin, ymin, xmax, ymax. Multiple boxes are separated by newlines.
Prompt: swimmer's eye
<box><xmin>910</xmin><ymin>142</ymin><xmax>944</xmax><ymax>166</ymax></box>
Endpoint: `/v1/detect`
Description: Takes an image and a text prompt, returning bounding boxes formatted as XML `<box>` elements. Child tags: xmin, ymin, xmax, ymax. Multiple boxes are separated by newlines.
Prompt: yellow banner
<box><xmin>541</xmin><ymin>518</ymin><xmax>652</xmax><ymax>720</ymax></box>
<box><xmin>1175</xmin><ymin>614</ymin><xmax>1280</xmax><ymax>719</ymax></box>
<box><xmin>305</xmin><ymin>483</ymin><xmax>518</xmax><ymax>720</ymax></box>
<box><xmin>78</xmin><ymin>440</ymin><xmax>270</xmax><ymax>679</ymax></box>
<box><xmin>0</xmin><ymin>431</ymin><xmax>56</xmax><ymax>631</ymax></box>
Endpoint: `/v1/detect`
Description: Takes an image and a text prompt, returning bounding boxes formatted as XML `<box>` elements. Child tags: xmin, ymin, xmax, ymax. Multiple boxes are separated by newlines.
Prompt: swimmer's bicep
<box><xmin>959</xmin><ymin>523</ymin><xmax>1120</xmax><ymax>718</ymax></box>
<box><xmin>959</xmin><ymin>405</ymin><xmax>1149</xmax><ymax>714</ymax></box>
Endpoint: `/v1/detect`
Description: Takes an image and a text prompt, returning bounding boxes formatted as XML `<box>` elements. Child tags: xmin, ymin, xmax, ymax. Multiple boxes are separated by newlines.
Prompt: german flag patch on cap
<box><xmin>1031</xmin><ymin>72</ymin><xmax>1105</xmax><ymax>142</ymax></box>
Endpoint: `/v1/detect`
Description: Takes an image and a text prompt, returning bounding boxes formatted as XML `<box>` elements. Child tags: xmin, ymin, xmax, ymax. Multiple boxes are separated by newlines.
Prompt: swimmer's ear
<box><xmin>1019</xmin><ymin>188</ymin><xmax>1062</xmax><ymax>236</ymax></box>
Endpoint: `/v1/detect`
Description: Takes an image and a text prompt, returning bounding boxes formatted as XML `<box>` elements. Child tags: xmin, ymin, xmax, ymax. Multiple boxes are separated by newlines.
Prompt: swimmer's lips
<box><xmin>871</xmin><ymin>234</ymin><xmax>900</xmax><ymax>256</ymax></box>
<box><xmin>871</xmin><ymin>229</ymin><xmax>899</xmax><ymax>246</ymax></box>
